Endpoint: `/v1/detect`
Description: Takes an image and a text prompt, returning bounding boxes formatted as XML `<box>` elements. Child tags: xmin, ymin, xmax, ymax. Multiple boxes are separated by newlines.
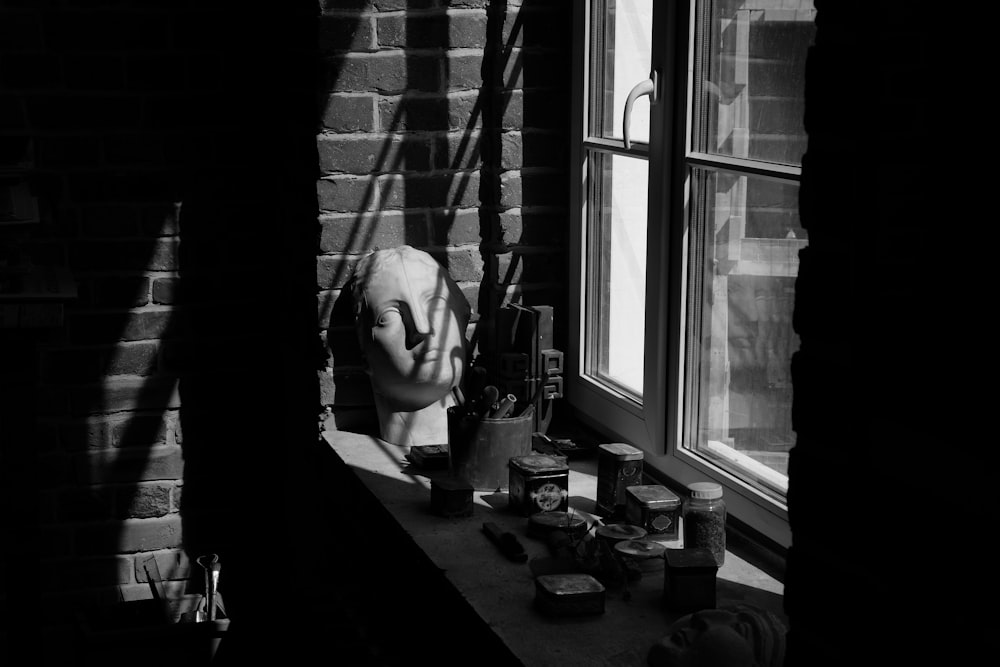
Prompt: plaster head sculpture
<box><xmin>647</xmin><ymin>604</ymin><xmax>786</xmax><ymax>667</ymax></box>
<box><xmin>351</xmin><ymin>245</ymin><xmax>470</xmax><ymax>447</ymax></box>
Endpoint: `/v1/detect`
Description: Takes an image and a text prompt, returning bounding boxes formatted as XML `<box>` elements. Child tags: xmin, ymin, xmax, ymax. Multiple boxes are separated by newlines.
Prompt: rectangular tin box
<box><xmin>430</xmin><ymin>476</ymin><xmax>474</xmax><ymax>518</ymax></box>
<box><xmin>664</xmin><ymin>547</ymin><xmax>719</xmax><ymax>613</ymax></box>
<box><xmin>508</xmin><ymin>454</ymin><xmax>569</xmax><ymax>515</ymax></box>
<box><xmin>534</xmin><ymin>573</ymin><xmax>605</xmax><ymax>616</ymax></box>
<box><xmin>595</xmin><ymin>443</ymin><xmax>644</xmax><ymax>517</ymax></box>
<box><xmin>625</xmin><ymin>484</ymin><xmax>680</xmax><ymax>538</ymax></box>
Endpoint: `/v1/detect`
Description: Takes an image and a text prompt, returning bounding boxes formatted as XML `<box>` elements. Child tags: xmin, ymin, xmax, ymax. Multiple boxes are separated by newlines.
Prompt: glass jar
<box><xmin>682</xmin><ymin>482</ymin><xmax>726</xmax><ymax>566</ymax></box>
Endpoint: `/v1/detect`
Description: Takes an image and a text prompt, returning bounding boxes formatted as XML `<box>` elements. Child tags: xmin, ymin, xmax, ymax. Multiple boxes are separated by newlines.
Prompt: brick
<box><xmin>63</xmin><ymin>54</ymin><xmax>126</xmax><ymax>91</ymax></box>
<box><xmin>25</xmin><ymin>95</ymin><xmax>142</xmax><ymax>131</ymax></box>
<box><xmin>80</xmin><ymin>445</ymin><xmax>183</xmax><ymax>485</ymax></box>
<box><xmin>104</xmin><ymin>342</ymin><xmax>159</xmax><ymax>376</ymax></box>
<box><xmin>317</xmin><ymin>256</ymin><xmax>358</xmax><ymax>290</ymax></box>
<box><xmin>326</xmin><ymin>52</ymin><xmax>441</xmax><ymax>93</ymax></box>
<box><xmin>431</xmin><ymin>207</ymin><xmax>483</xmax><ymax>245</ymax></box>
<box><xmin>32</xmin><ymin>135</ymin><xmax>100</xmax><ymax>168</ymax></box>
<box><xmin>90</xmin><ymin>276</ymin><xmax>151</xmax><ymax>308</ymax></box>
<box><xmin>59</xmin><ymin>417</ymin><xmax>111</xmax><ymax>451</ymax></box>
<box><xmin>0</xmin><ymin>10</ymin><xmax>42</xmax><ymax>50</ymax></box>
<box><xmin>436</xmin><ymin>130</ymin><xmax>483</xmax><ymax>170</ymax></box>
<box><xmin>69</xmin><ymin>240</ymin><xmax>179</xmax><ymax>271</ymax></box>
<box><xmin>317</xmin><ymin>176</ymin><xmax>378</xmax><ymax>212</ymax></box>
<box><xmin>322</xmin><ymin>93</ymin><xmax>377</xmax><ymax>131</ymax></box>
<box><xmin>445</xmin><ymin>51</ymin><xmax>484</xmax><ymax>90</ymax></box>
<box><xmin>118</xmin><ymin>483</ymin><xmax>172</xmax><ymax>519</ymax></box>
<box><xmin>36</xmin><ymin>452</ymin><xmax>74</xmax><ymax>488</ymax></box>
<box><xmin>439</xmin><ymin>247</ymin><xmax>483</xmax><ymax>282</ymax></box>
<box><xmin>319</xmin><ymin>14</ymin><xmax>375</xmax><ymax>52</ymax></box>
<box><xmin>377</xmin><ymin>12</ymin><xmax>487</xmax><ymax>49</ymax></box>
<box><xmin>140</xmin><ymin>203</ymin><xmax>182</xmax><ymax>237</ymax></box>
<box><xmin>41</xmin><ymin>348</ymin><xmax>103</xmax><ymax>384</ymax></box>
<box><xmin>151</xmin><ymin>277</ymin><xmax>179</xmax><ymax>305</ymax></box>
<box><xmin>57</xmin><ymin>487</ymin><xmax>114</xmax><ymax>522</ymax></box>
<box><xmin>0</xmin><ymin>53</ymin><xmax>61</xmax><ymax>89</ymax></box>
<box><xmin>76</xmin><ymin>516</ymin><xmax>183</xmax><ymax>556</ymax></box>
<box><xmin>0</xmin><ymin>94</ymin><xmax>25</xmax><ymax>129</ymax></box>
<box><xmin>318</xmin><ymin>134</ymin><xmax>432</xmax><ymax>174</ymax></box>
<box><xmin>45</xmin><ymin>12</ymin><xmax>169</xmax><ymax>52</ymax></box>
<box><xmin>45</xmin><ymin>556</ymin><xmax>133</xmax><ymax>592</ymax></box>
<box><xmin>379</xmin><ymin>171</ymin><xmax>480</xmax><ymax>209</ymax></box>
<box><xmin>69</xmin><ymin>376</ymin><xmax>180</xmax><ymax>416</ymax></box>
<box><xmin>109</xmin><ymin>413</ymin><xmax>168</xmax><ymax>448</ymax></box>
<box><xmin>79</xmin><ymin>205</ymin><xmax>139</xmax><ymax>237</ymax></box>
<box><xmin>319</xmin><ymin>211</ymin><xmax>428</xmax><ymax>253</ymax></box>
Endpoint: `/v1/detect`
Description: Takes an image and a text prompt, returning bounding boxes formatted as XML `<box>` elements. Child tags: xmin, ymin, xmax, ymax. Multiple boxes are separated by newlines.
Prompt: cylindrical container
<box><xmin>595</xmin><ymin>443</ymin><xmax>644</xmax><ymax>518</ymax></box>
<box><xmin>625</xmin><ymin>484</ymin><xmax>681</xmax><ymax>538</ymax></box>
<box><xmin>614</xmin><ymin>538</ymin><xmax>666</xmax><ymax>573</ymax></box>
<box><xmin>448</xmin><ymin>406</ymin><xmax>533</xmax><ymax>491</ymax></box>
<box><xmin>527</xmin><ymin>510</ymin><xmax>588</xmax><ymax>540</ymax></box>
<box><xmin>508</xmin><ymin>454</ymin><xmax>569</xmax><ymax>515</ymax></box>
<box><xmin>594</xmin><ymin>522</ymin><xmax>647</xmax><ymax>550</ymax></box>
<box><xmin>682</xmin><ymin>482</ymin><xmax>726</xmax><ymax>566</ymax></box>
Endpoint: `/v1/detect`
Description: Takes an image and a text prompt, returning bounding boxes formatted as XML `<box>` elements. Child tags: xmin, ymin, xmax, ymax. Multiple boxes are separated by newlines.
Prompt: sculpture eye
<box><xmin>376</xmin><ymin>307</ymin><xmax>401</xmax><ymax>326</ymax></box>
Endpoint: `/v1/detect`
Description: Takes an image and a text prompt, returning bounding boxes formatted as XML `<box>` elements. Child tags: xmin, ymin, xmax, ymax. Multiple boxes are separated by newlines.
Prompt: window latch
<box><xmin>623</xmin><ymin>70</ymin><xmax>659</xmax><ymax>150</ymax></box>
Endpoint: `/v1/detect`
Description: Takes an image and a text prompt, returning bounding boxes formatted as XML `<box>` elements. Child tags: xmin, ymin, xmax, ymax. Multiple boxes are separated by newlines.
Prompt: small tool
<box><xmin>196</xmin><ymin>553</ymin><xmax>222</xmax><ymax>621</ymax></box>
<box><xmin>482</xmin><ymin>521</ymin><xmax>528</xmax><ymax>562</ymax></box>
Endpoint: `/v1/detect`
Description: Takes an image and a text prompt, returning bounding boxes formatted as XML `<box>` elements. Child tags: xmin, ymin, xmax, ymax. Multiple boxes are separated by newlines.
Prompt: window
<box><xmin>568</xmin><ymin>0</ymin><xmax>815</xmax><ymax>547</ymax></box>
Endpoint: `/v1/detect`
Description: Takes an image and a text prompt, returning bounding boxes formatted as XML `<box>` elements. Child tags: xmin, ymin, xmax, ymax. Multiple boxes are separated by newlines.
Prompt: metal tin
<box><xmin>430</xmin><ymin>476</ymin><xmax>474</xmax><ymax>518</ymax></box>
<box><xmin>527</xmin><ymin>510</ymin><xmax>588</xmax><ymax>540</ymax></box>
<box><xmin>594</xmin><ymin>522</ymin><xmax>647</xmax><ymax>549</ymax></box>
<box><xmin>508</xmin><ymin>454</ymin><xmax>569</xmax><ymax>516</ymax></box>
<box><xmin>663</xmin><ymin>547</ymin><xmax>719</xmax><ymax>613</ymax></box>
<box><xmin>534</xmin><ymin>573</ymin><xmax>605</xmax><ymax>616</ymax></box>
<box><xmin>614</xmin><ymin>538</ymin><xmax>667</xmax><ymax>573</ymax></box>
<box><xmin>595</xmin><ymin>443</ymin><xmax>644</xmax><ymax>518</ymax></box>
<box><xmin>625</xmin><ymin>484</ymin><xmax>681</xmax><ymax>538</ymax></box>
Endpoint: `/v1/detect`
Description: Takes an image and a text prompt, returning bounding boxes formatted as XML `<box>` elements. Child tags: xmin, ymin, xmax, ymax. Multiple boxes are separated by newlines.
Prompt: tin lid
<box><xmin>687</xmin><ymin>481</ymin><xmax>723</xmax><ymax>500</ymax></box>
<box><xmin>664</xmin><ymin>547</ymin><xmax>719</xmax><ymax>571</ymax></box>
<box><xmin>614</xmin><ymin>538</ymin><xmax>667</xmax><ymax>560</ymax></box>
<box><xmin>535</xmin><ymin>573</ymin><xmax>605</xmax><ymax>596</ymax></box>
<box><xmin>598</xmin><ymin>442</ymin><xmax>643</xmax><ymax>461</ymax></box>
<box><xmin>529</xmin><ymin>510</ymin><xmax>587</xmax><ymax>532</ymax></box>
<box><xmin>509</xmin><ymin>454</ymin><xmax>568</xmax><ymax>474</ymax></box>
<box><xmin>595</xmin><ymin>523</ymin><xmax>647</xmax><ymax>541</ymax></box>
<box><xmin>626</xmin><ymin>484</ymin><xmax>680</xmax><ymax>509</ymax></box>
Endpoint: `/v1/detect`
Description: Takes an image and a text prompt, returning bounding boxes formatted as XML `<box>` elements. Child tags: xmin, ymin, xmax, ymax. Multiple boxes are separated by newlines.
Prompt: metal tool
<box><xmin>196</xmin><ymin>553</ymin><xmax>221</xmax><ymax>621</ymax></box>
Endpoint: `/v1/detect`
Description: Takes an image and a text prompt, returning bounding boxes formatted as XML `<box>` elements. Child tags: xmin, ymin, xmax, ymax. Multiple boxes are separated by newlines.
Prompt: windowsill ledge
<box><xmin>321</xmin><ymin>429</ymin><xmax>785</xmax><ymax>666</ymax></box>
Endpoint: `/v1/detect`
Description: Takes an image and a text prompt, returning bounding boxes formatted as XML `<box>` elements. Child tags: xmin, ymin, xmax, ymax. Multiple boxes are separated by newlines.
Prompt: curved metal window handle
<box><xmin>623</xmin><ymin>70</ymin><xmax>659</xmax><ymax>150</ymax></box>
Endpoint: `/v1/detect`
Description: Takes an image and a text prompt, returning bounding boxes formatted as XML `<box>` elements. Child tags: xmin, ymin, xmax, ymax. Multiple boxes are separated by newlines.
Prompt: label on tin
<box><xmin>531</xmin><ymin>482</ymin><xmax>567</xmax><ymax>512</ymax></box>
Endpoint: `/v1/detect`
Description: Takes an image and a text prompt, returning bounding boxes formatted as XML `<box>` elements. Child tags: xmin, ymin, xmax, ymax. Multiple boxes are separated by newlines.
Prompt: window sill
<box><xmin>321</xmin><ymin>429</ymin><xmax>785</xmax><ymax>666</ymax></box>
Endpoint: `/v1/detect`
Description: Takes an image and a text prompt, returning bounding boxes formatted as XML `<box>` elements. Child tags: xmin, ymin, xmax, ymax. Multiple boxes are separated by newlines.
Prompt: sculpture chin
<box><xmin>374</xmin><ymin>377</ymin><xmax>455</xmax><ymax>412</ymax></box>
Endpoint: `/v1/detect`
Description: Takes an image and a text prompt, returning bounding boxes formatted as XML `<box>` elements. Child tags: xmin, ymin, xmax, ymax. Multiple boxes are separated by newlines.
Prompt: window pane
<box><xmin>685</xmin><ymin>167</ymin><xmax>805</xmax><ymax>500</ymax></box>
<box><xmin>590</xmin><ymin>0</ymin><xmax>652</xmax><ymax>143</ymax></box>
<box><xmin>587</xmin><ymin>152</ymin><xmax>648</xmax><ymax>397</ymax></box>
<box><xmin>692</xmin><ymin>0</ymin><xmax>815</xmax><ymax>165</ymax></box>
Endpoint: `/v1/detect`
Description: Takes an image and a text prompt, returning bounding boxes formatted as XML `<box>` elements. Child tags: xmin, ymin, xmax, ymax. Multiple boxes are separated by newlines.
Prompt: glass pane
<box><xmin>686</xmin><ymin>167</ymin><xmax>806</xmax><ymax>500</ymax></box>
<box><xmin>692</xmin><ymin>0</ymin><xmax>816</xmax><ymax>165</ymax></box>
<box><xmin>587</xmin><ymin>151</ymin><xmax>648</xmax><ymax>397</ymax></box>
<box><xmin>590</xmin><ymin>0</ymin><xmax>653</xmax><ymax>143</ymax></box>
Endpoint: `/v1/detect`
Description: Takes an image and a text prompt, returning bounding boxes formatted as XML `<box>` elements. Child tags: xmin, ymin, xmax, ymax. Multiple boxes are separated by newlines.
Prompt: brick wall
<box><xmin>317</xmin><ymin>0</ymin><xmax>571</xmax><ymax>432</ymax></box>
<box><xmin>1</xmin><ymin>1</ymin><xmax>319</xmax><ymax>661</ymax></box>
<box><xmin>787</xmin><ymin>4</ymin><xmax>984</xmax><ymax>666</ymax></box>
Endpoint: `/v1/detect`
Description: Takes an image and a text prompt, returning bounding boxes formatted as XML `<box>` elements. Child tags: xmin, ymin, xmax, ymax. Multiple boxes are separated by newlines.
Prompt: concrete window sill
<box><xmin>321</xmin><ymin>430</ymin><xmax>785</xmax><ymax>666</ymax></box>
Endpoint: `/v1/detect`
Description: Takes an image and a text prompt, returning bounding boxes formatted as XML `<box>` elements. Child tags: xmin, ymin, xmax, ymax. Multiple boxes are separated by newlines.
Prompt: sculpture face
<box><xmin>353</xmin><ymin>246</ymin><xmax>468</xmax><ymax>413</ymax></box>
<box><xmin>648</xmin><ymin>605</ymin><xmax>786</xmax><ymax>667</ymax></box>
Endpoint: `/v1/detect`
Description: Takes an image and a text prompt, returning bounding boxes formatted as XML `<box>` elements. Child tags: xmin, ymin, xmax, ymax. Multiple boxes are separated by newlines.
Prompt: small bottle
<box><xmin>682</xmin><ymin>482</ymin><xmax>726</xmax><ymax>566</ymax></box>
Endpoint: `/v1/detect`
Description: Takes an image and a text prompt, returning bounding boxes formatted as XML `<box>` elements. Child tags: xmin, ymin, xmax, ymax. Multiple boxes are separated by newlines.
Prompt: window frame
<box><xmin>568</xmin><ymin>0</ymin><xmax>803</xmax><ymax>548</ymax></box>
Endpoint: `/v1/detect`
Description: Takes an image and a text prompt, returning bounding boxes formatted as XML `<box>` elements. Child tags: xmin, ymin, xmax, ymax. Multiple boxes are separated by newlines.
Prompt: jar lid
<box><xmin>687</xmin><ymin>481</ymin><xmax>723</xmax><ymax>500</ymax></box>
<box><xmin>614</xmin><ymin>538</ymin><xmax>666</xmax><ymax>560</ymax></box>
<box><xmin>595</xmin><ymin>523</ymin><xmax>647</xmax><ymax>541</ymax></box>
<box><xmin>598</xmin><ymin>443</ymin><xmax>643</xmax><ymax>460</ymax></box>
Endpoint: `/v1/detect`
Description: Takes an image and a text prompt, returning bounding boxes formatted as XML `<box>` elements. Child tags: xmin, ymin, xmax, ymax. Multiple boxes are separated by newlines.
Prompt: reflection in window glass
<box><xmin>692</xmin><ymin>0</ymin><xmax>816</xmax><ymax>165</ymax></box>
<box><xmin>686</xmin><ymin>168</ymin><xmax>806</xmax><ymax>499</ymax></box>
<box><xmin>589</xmin><ymin>152</ymin><xmax>648</xmax><ymax>397</ymax></box>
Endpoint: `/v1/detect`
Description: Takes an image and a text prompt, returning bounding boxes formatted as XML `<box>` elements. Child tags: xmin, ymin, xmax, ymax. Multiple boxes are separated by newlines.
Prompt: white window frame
<box><xmin>568</xmin><ymin>0</ymin><xmax>803</xmax><ymax>548</ymax></box>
